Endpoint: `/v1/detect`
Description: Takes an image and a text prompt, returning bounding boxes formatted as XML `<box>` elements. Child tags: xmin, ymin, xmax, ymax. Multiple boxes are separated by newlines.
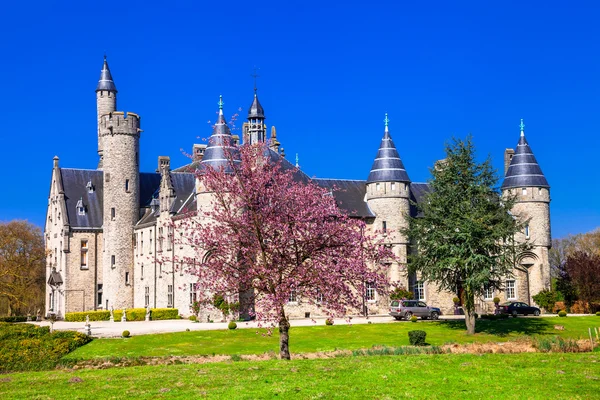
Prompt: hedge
<box><xmin>65</xmin><ymin>308</ymin><xmax>179</xmax><ymax>322</ymax></box>
<box><xmin>0</xmin><ymin>323</ymin><xmax>92</xmax><ymax>372</ymax></box>
<box><xmin>0</xmin><ymin>316</ymin><xmax>28</xmax><ymax>323</ymax></box>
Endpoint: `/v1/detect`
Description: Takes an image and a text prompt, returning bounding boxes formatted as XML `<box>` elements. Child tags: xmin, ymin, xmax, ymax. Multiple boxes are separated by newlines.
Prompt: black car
<box><xmin>498</xmin><ymin>301</ymin><xmax>540</xmax><ymax>317</ymax></box>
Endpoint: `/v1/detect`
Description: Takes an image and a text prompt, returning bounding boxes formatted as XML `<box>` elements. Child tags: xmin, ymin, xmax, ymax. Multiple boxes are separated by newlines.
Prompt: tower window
<box><xmin>376</xmin><ymin>183</ymin><xmax>381</xmax><ymax>191</ymax></box>
<box><xmin>111</xmin><ymin>255</ymin><xmax>115</xmax><ymax>267</ymax></box>
<box><xmin>141</xmin><ymin>263</ymin><xmax>144</xmax><ymax>279</ymax></box>
<box><xmin>522</xmin><ymin>188</ymin><xmax>527</xmax><ymax>196</ymax></box>
<box><xmin>80</xmin><ymin>240</ymin><xmax>88</xmax><ymax>269</ymax></box>
<box><xmin>382</xmin><ymin>221</ymin><xmax>387</xmax><ymax>233</ymax></box>
<box><xmin>391</xmin><ymin>183</ymin><xmax>396</xmax><ymax>191</ymax></box>
<box><xmin>111</xmin><ymin>208</ymin><xmax>115</xmax><ymax>220</ymax></box>
<box><xmin>525</xmin><ymin>225</ymin><xmax>530</xmax><ymax>239</ymax></box>
<box><xmin>125</xmin><ymin>272</ymin><xmax>130</xmax><ymax>285</ymax></box>
<box><xmin>125</xmin><ymin>179</ymin><xmax>130</xmax><ymax>192</ymax></box>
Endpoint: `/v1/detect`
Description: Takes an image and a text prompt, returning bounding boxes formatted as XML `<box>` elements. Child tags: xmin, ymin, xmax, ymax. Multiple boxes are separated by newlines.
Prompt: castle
<box><xmin>44</xmin><ymin>58</ymin><xmax>551</xmax><ymax>319</ymax></box>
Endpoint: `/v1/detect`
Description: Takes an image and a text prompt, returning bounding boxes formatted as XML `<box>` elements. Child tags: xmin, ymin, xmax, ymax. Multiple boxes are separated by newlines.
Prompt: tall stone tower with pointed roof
<box><xmin>501</xmin><ymin>120</ymin><xmax>551</xmax><ymax>304</ymax></box>
<box><xmin>97</xmin><ymin>56</ymin><xmax>141</xmax><ymax>310</ymax></box>
<box><xmin>365</xmin><ymin>114</ymin><xmax>412</xmax><ymax>286</ymax></box>
<box><xmin>96</xmin><ymin>56</ymin><xmax>118</xmax><ymax>169</ymax></box>
<box><xmin>243</xmin><ymin>87</ymin><xmax>267</xmax><ymax>145</ymax></box>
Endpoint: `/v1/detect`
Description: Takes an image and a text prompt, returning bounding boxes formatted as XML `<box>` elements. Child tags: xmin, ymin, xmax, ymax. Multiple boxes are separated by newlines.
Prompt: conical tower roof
<box><xmin>248</xmin><ymin>92</ymin><xmax>265</xmax><ymax>119</ymax></box>
<box><xmin>501</xmin><ymin>120</ymin><xmax>549</xmax><ymax>189</ymax></box>
<box><xmin>201</xmin><ymin>96</ymin><xmax>240</xmax><ymax>173</ymax></box>
<box><xmin>367</xmin><ymin>114</ymin><xmax>410</xmax><ymax>184</ymax></box>
<box><xmin>95</xmin><ymin>56</ymin><xmax>117</xmax><ymax>92</ymax></box>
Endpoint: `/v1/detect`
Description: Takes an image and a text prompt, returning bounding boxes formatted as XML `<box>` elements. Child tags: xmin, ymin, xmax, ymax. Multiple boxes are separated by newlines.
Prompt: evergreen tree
<box><xmin>405</xmin><ymin>136</ymin><xmax>528</xmax><ymax>334</ymax></box>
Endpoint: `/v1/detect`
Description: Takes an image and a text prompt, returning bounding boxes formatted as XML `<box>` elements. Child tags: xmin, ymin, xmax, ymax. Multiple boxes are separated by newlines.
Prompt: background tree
<box><xmin>404</xmin><ymin>136</ymin><xmax>528</xmax><ymax>335</ymax></box>
<box><xmin>565</xmin><ymin>251</ymin><xmax>600</xmax><ymax>313</ymax></box>
<box><xmin>177</xmin><ymin>144</ymin><xmax>392</xmax><ymax>359</ymax></box>
<box><xmin>0</xmin><ymin>221</ymin><xmax>46</xmax><ymax>316</ymax></box>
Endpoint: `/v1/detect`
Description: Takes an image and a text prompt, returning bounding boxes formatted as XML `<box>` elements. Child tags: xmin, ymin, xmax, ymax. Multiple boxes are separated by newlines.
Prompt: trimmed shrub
<box><xmin>0</xmin><ymin>323</ymin><xmax>92</xmax><ymax>372</ymax></box>
<box><xmin>596</xmin><ymin>311</ymin><xmax>600</xmax><ymax>316</ymax></box>
<box><xmin>65</xmin><ymin>308</ymin><xmax>179</xmax><ymax>322</ymax></box>
<box><xmin>65</xmin><ymin>310</ymin><xmax>110</xmax><ymax>322</ymax></box>
<box><xmin>408</xmin><ymin>330</ymin><xmax>427</xmax><ymax>346</ymax></box>
<box><xmin>189</xmin><ymin>315</ymin><xmax>197</xmax><ymax>321</ymax></box>
<box><xmin>325</xmin><ymin>318</ymin><xmax>334</xmax><ymax>326</ymax></box>
<box><xmin>0</xmin><ymin>316</ymin><xmax>27</xmax><ymax>323</ymax></box>
<box><xmin>493</xmin><ymin>297</ymin><xmax>500</xmax><ymax>304</ymax></box>
<box><xmin>122</xmin><ymin>330</ymin><xmax>130</xmax><ymax>338</ymax></box>
<box><xmin>532</xmin><ymin>289</ymin><xmax>559</xmax><ymax>313</ymax></box>
<box><xmin>558</xmin><ymin>310</ymin><xmax>567</xmax><ymax>317</ymax></box>
<box><xmin>410</xmin><ymin>315</ymin><xmax>418</xmax><ymax>322</ymax></box>
<box><xmin>228</xmin><ymin>321</ymin><xmax>237</xmax><ymax>330</ymax></box>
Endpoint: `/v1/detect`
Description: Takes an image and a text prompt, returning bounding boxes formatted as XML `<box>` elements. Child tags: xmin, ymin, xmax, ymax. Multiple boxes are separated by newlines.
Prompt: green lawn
<box><xmin>1</xmin><ymin>353</ymin><xmax>598</xmax><ymax>399</ymax></box>
<box><xmin>65</xmin><ymin>316</ymin><xmax>600</xmax><ymax>360</ymax></box>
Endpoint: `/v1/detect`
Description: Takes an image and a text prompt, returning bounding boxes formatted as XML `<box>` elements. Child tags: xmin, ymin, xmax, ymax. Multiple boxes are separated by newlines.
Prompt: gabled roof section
<box><xmin>313</xmin><ymin>179</ymin><xmax>375</xmax><ymax>218</ymax></box>
<box><xmin>501</xmin><ymin>121</ymin><xmax>549</xmax><ymax>189</ymax></box>
<box><xmin>47</xmin><ymin>268</ymin><xmax>63</xmax><ymax>286</ymax></box>
<box><xmin>95</xmin><ymin>56</ymin><xmax>117</xmax><ymax>92</ymax></box>
<box><xmin>169</xmin><ymin>172</ymin><xmax>196</xmax><ymax>214</ymax></box>
<box><xmin>367</xmin><ymin>116</ymin><xmax>410</xmax><ymax>184</ymax></box>
<box><xmin>409</xmin><ymin>182</ymin><xmax>431</xmax><ymax>218</ymax></box>
<box><xmin>61</xmin><ymin>169</ymin><xmax>104</xmax><ymax>228</ymax></box>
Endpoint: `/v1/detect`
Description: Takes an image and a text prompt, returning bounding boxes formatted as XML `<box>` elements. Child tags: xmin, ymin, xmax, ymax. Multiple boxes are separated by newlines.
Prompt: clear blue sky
<box><xmin>1</xmin><ymin>0</ymin><xmax>599</xmax><ymax>239</ymax></box>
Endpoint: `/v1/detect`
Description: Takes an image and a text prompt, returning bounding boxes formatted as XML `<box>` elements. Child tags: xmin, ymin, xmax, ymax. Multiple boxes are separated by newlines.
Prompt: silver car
<box><xmin>389</xmin><ymin>300</ymin><xmax>441</xmax><ymax>320</ymax></box>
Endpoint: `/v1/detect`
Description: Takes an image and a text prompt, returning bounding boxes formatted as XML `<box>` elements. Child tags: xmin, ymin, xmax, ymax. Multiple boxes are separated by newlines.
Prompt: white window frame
<box><xmin>144</xmin><ymin>286</ymin><xmax>150</xmax><ymax>307</ymax></box>
<box><xmin>288</xmin><ymin>289</ymin><xmax>298</xmax><ymax>304</ymax></box>
<box><xmin>167</xmin><ymin>285</ymin><xmax>174</xmax><ymax>308</ymax></box>
<box><xmin>483</xmin><ymin>284</ymin><xmax>493</xmax><ymax>300</ymax></box>
<box><xmin>505</xmin><ymin>280</ymin><xmax>516</xmax><ymax>300</ymax></box>
<box><xmin>413</xmin><ymin>281</ymin><xmax>425</xmax><ymax>301</ymax></box>
<box><xmin>80</xmin><ymin>240</ymin><xmax>88</xmax><ymax>269</ymax></box>
<box><xmin>366</xmin><ymin>282</ymin><xmax>377</xmax><ymax>302</ymax></box>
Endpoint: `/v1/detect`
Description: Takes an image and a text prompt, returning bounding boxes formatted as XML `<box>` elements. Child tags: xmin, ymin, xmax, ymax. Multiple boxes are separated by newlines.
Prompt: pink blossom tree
<box><xmin>176</xmin><ymin>143</ymin><xmax>393</xmax><ymax>360</ymax></box>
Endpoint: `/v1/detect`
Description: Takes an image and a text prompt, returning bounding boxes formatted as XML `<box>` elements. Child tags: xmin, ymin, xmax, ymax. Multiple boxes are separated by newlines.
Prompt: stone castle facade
<box><xmin>44</xmin><ymin>58</ymin><xmax>551</xmax><ymax>319</ymax></box>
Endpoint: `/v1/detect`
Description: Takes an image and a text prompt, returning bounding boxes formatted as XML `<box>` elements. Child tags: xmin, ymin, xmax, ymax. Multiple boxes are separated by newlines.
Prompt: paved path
<box><xmin>29</xmin><ymin>313</ymin><xmax>576</xmax><ymax>338</ymax></box>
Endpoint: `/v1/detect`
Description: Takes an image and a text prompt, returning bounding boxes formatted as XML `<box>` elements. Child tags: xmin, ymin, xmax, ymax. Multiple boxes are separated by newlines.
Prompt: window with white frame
<box><xmin>505</xmin><ymin>280</ymin><xmax>516</xmax><ymax>299</ymax></box>
<box><xmin>167</xmin><ymin>285</ymin><xmax>174</xmax><ymax>307</ymax></box>
<box><xmin>522</xmin><ymin>188</ymin><xmax>527</xmax><ymax>196</ymax></box>
<box><xmin>483</xmin><ymin>284</ymin><xmax>493</xmax><ymax>300</ymax></box>
<box><xmin>189</xmin><ymin>283</ymin><xmax>197</xmax><ymax>305</ymax></box>
<box><xmin>366</xmin><ymin>282</ymin><xmax>376</xmax><ymax>301</ymax></box>
<box><xmin>316</xmin><ymin>289</ymin><xmax>323</xmax><ymax>304</ymax></box>
<box><xmin>413</xmin><ymin>281</ymin><xmax>425</xmax><ymax>300</ymax></box>
<box><xmin>144</xmin><ymin>286</ymin><xmax>149</xmax><ymax>307</ymax></box>
<box><xmin>288</xmin><ymin>289</ymin><xmax>297</xmax><ymax>303</ymax></box>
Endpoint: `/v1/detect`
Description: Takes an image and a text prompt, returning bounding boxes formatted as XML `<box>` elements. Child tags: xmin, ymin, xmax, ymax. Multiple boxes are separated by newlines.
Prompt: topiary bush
<box><xmin>596</xmin><ymin>311</ymin><xmax>600</xmax><ymax>316</ymax></box>
<box><xmin>558</xmin><ymin>310</ymin><xmax>567</xmax><ymax>317</ymax></box>
<box><xmin>122</xmin><ymin>330</ymin><xmax>130</xmax><ymax>338</ymax></box>
<box><xmin>408</xmin><ymin>330</ymin><xmax>427</xmax><ymax>346</ymax></box>
<box><xmin>410</xmin><ymin>315</ymin><xmax>418</xmax><ymax>322</ymax></box>
<box><xmin>228</xmin><ymin>321</ymin><xmax>237</xmax><ymax>330</ymax></box>
<box><xmin>325</xmin><ymin>317</ymin><xmax>334</xmax><ymax>326</ymax></box>
<box><xmin>189</xmin><ymin>315</ymin><xmax>197</xmax><ymax>321</ymax></box>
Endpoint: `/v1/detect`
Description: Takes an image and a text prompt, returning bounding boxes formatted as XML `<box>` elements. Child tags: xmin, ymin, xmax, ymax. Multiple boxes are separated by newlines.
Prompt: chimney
<box><xmin>193</xmin><ymin>144</ymin><xmax>207</xmax><ymax>162</ymax></box>
<box><xmin>157</xmin><ymin>156</ymin><xmax>170</xmax><ymax>173</ymax></box>
<box><xmin>504</xmin><ymin>148</ymin><xmax>515</xmax><ymax>175</ymax></box>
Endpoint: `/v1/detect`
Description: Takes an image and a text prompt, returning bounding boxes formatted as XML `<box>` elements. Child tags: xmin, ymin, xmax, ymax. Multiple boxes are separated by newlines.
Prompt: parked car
<box><xmin>498</xmin><ymin>301</ymin><xmax>541</xmax><ymax>317</ymax></box>
<box><xmin>389</xmin><ymin>300</ymin><xmax>441</xmax><ymax>320</ymax></box>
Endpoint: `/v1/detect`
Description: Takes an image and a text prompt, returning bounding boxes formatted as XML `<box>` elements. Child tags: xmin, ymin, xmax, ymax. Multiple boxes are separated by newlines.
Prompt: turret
<box><xmin>365</xmin><ymin>114</ymin><xmax>411</xmax><ymax>283</ymax></box>
<box><xmin>100</xmin><ymin>111</ymin><xmax>141</xmax><ymax>310</ymax></box>
<box><xmin>96</xmin><ymin>56</ymin><xmax>118</xmax><ymax>169</ymax></box>
<box><xmin>243</xmin><ymin>87</ymin><xmax>266</xmax><ymax>144</ymax></box>
<box><xmin>501</xmin><ymin>119</ymin><xmax>551</xmax><ymax>303</ymax></box>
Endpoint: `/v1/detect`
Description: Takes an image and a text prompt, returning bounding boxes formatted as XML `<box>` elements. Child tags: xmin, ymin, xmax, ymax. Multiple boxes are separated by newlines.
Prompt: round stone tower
<box><xmin>501</xmin><ymin>120</ymin><xmax>551</xmax><ymax>305</ymax></box>
<box><xmin>365</xmin><ymin>114</ymin><xmax>411</xmax><ymax>285</ymax></box>
<box><xmin>100</xmin><ymin>111</ymin><xmax>141</xmax><ymax>310</ymax></box>
<box><xmin>96</xmin><ymin>56</ymin><xmax>118</xmax><ymax>169</ymax></box>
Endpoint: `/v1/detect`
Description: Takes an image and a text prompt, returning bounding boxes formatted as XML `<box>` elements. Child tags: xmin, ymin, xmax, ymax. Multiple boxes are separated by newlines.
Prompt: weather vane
<box><xmin>384</xmin><ymin>113</ymin><xmax>390</xmax><ymax>127</ymax></box>
<box><xmin>218</xmin><ymin>95</ymin><xmax>224</xmax><ymax>110</ymax></box>
<box><xmin>251</xmin><ymin>66</ymin><xmax>260</xmax><ymax>93</ymax></box>
<box><xmin>520</xmin><ymin>118</ymin><xmax>525</xmax><ymax>136</ymax></box>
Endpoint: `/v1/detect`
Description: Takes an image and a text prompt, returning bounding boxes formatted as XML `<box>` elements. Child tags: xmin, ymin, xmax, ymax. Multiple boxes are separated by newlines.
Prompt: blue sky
<box><xmin>0</xmin><ymin>0</ymin><xmax>598</xmax><ymax>239</ymax></box>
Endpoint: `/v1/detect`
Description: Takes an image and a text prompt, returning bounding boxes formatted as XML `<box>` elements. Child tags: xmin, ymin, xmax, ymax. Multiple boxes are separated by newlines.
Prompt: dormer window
<box><xmin>76</xmin><ymin>198</ymin><xmax>86</xmax><ymax>216</ymax></box>
<box><xmin>86</xmin><ymin>181</ymin><xmax>94</xmax><ymax>193</ymax></box>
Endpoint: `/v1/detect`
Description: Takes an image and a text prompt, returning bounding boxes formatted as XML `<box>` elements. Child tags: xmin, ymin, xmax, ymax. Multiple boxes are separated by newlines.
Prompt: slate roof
<box><xmin>313</xmin><ymin>179</ymin><xmax>374</xmax><ymax>218</ymax></box>
<box><xmin>501</xmin><ymin>134</ymin><xmax>549</xmax><ymax>189</ymax></box>
<box><xmin>200</xmin><ymin>108</ymin><xmax>241</xmax><ymax>173</ymax></box>
<box><xmin>95</xmin><ymin>57</ymin><xmax>117</xmax><ymax>92</ymax></box>
<box><xmin>60</xmin><ymin>168</ymin><xmax>104</xmax><ymax>228</ymax></box>
<box><xmin>409</xmin><ymin>182</ymin><xmax>431</xmax><ymax>217</ymax></box>
<box><xmin>47</xmin><ymin>269</ymin><xmax>63</xmax><ymax>286</ymax></box>
<box><xmin>367</xmin><ymin>130</ymin><xmax>411</xmax><ymax>184</ymax></box>
<box><xmin>248</xmin><ymin>93</ymin><xmax>265</xmax><ymax>119</ymax></box>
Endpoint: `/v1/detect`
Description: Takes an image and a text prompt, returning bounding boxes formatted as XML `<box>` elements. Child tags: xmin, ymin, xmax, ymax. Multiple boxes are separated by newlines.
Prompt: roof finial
<box><xmin>295</xmin><ymin>153</ymin><xmax>299</xmax><ymax>168</ymax></box>
<box><xmin>218</xmin><ymin>95</ymin><xmax>224</xmax><ymax>116</ymax></box>
<box><xmin>384</xmin><ymin>113</ymin><xmax>390</xmax><ymax>133</ymax></box>
<box><xmin>251</xmin><ymin>67</ymin><xmax>260</xmax><ymax>96</ymax></box>
<box><xmin>103</xmin><ymin>52</ymin><xmax>107</xmax><ymax>61</ymax></box>
<box><xmin>520</xmin><ymin>118</ymin><xmax>525</xmax><ymax>137</ymax></box>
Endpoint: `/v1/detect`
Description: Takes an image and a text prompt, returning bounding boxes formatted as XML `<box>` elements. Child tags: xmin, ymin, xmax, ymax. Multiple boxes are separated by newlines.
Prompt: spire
<box><xmin>501</xmin><ymin>120</ymin><xmax>549</xmax><ymax>189</ymax></box>
<box><xmin>201</xmin><ymin>96</ymin><xmax>240</xmax><ymax>173</ymax></box>
<box><xmin>96</xmin><ymin>55</ymin><xmax>117</xmax><ymax>92</ymax></box>
<box><xmin>295</xmin><ymin>153</ymin><xmax>299</xmax><ymax>168</ymax></box>
<box><xmin>367</xmin><ymin>115</ymin><xmax>410</xmax><ymax>184</ymax></box>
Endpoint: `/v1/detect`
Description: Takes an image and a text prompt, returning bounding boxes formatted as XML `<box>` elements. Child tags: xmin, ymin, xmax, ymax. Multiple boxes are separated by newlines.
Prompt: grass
<box><xmin>64</xmin><ymin>316</ymin><xmax>600</xmax><ymax>360</ymax></box>
<box><xmin>1</xmin><ymin>353</ymin><xmax>598</xmax><ymax>399</ymax></box>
